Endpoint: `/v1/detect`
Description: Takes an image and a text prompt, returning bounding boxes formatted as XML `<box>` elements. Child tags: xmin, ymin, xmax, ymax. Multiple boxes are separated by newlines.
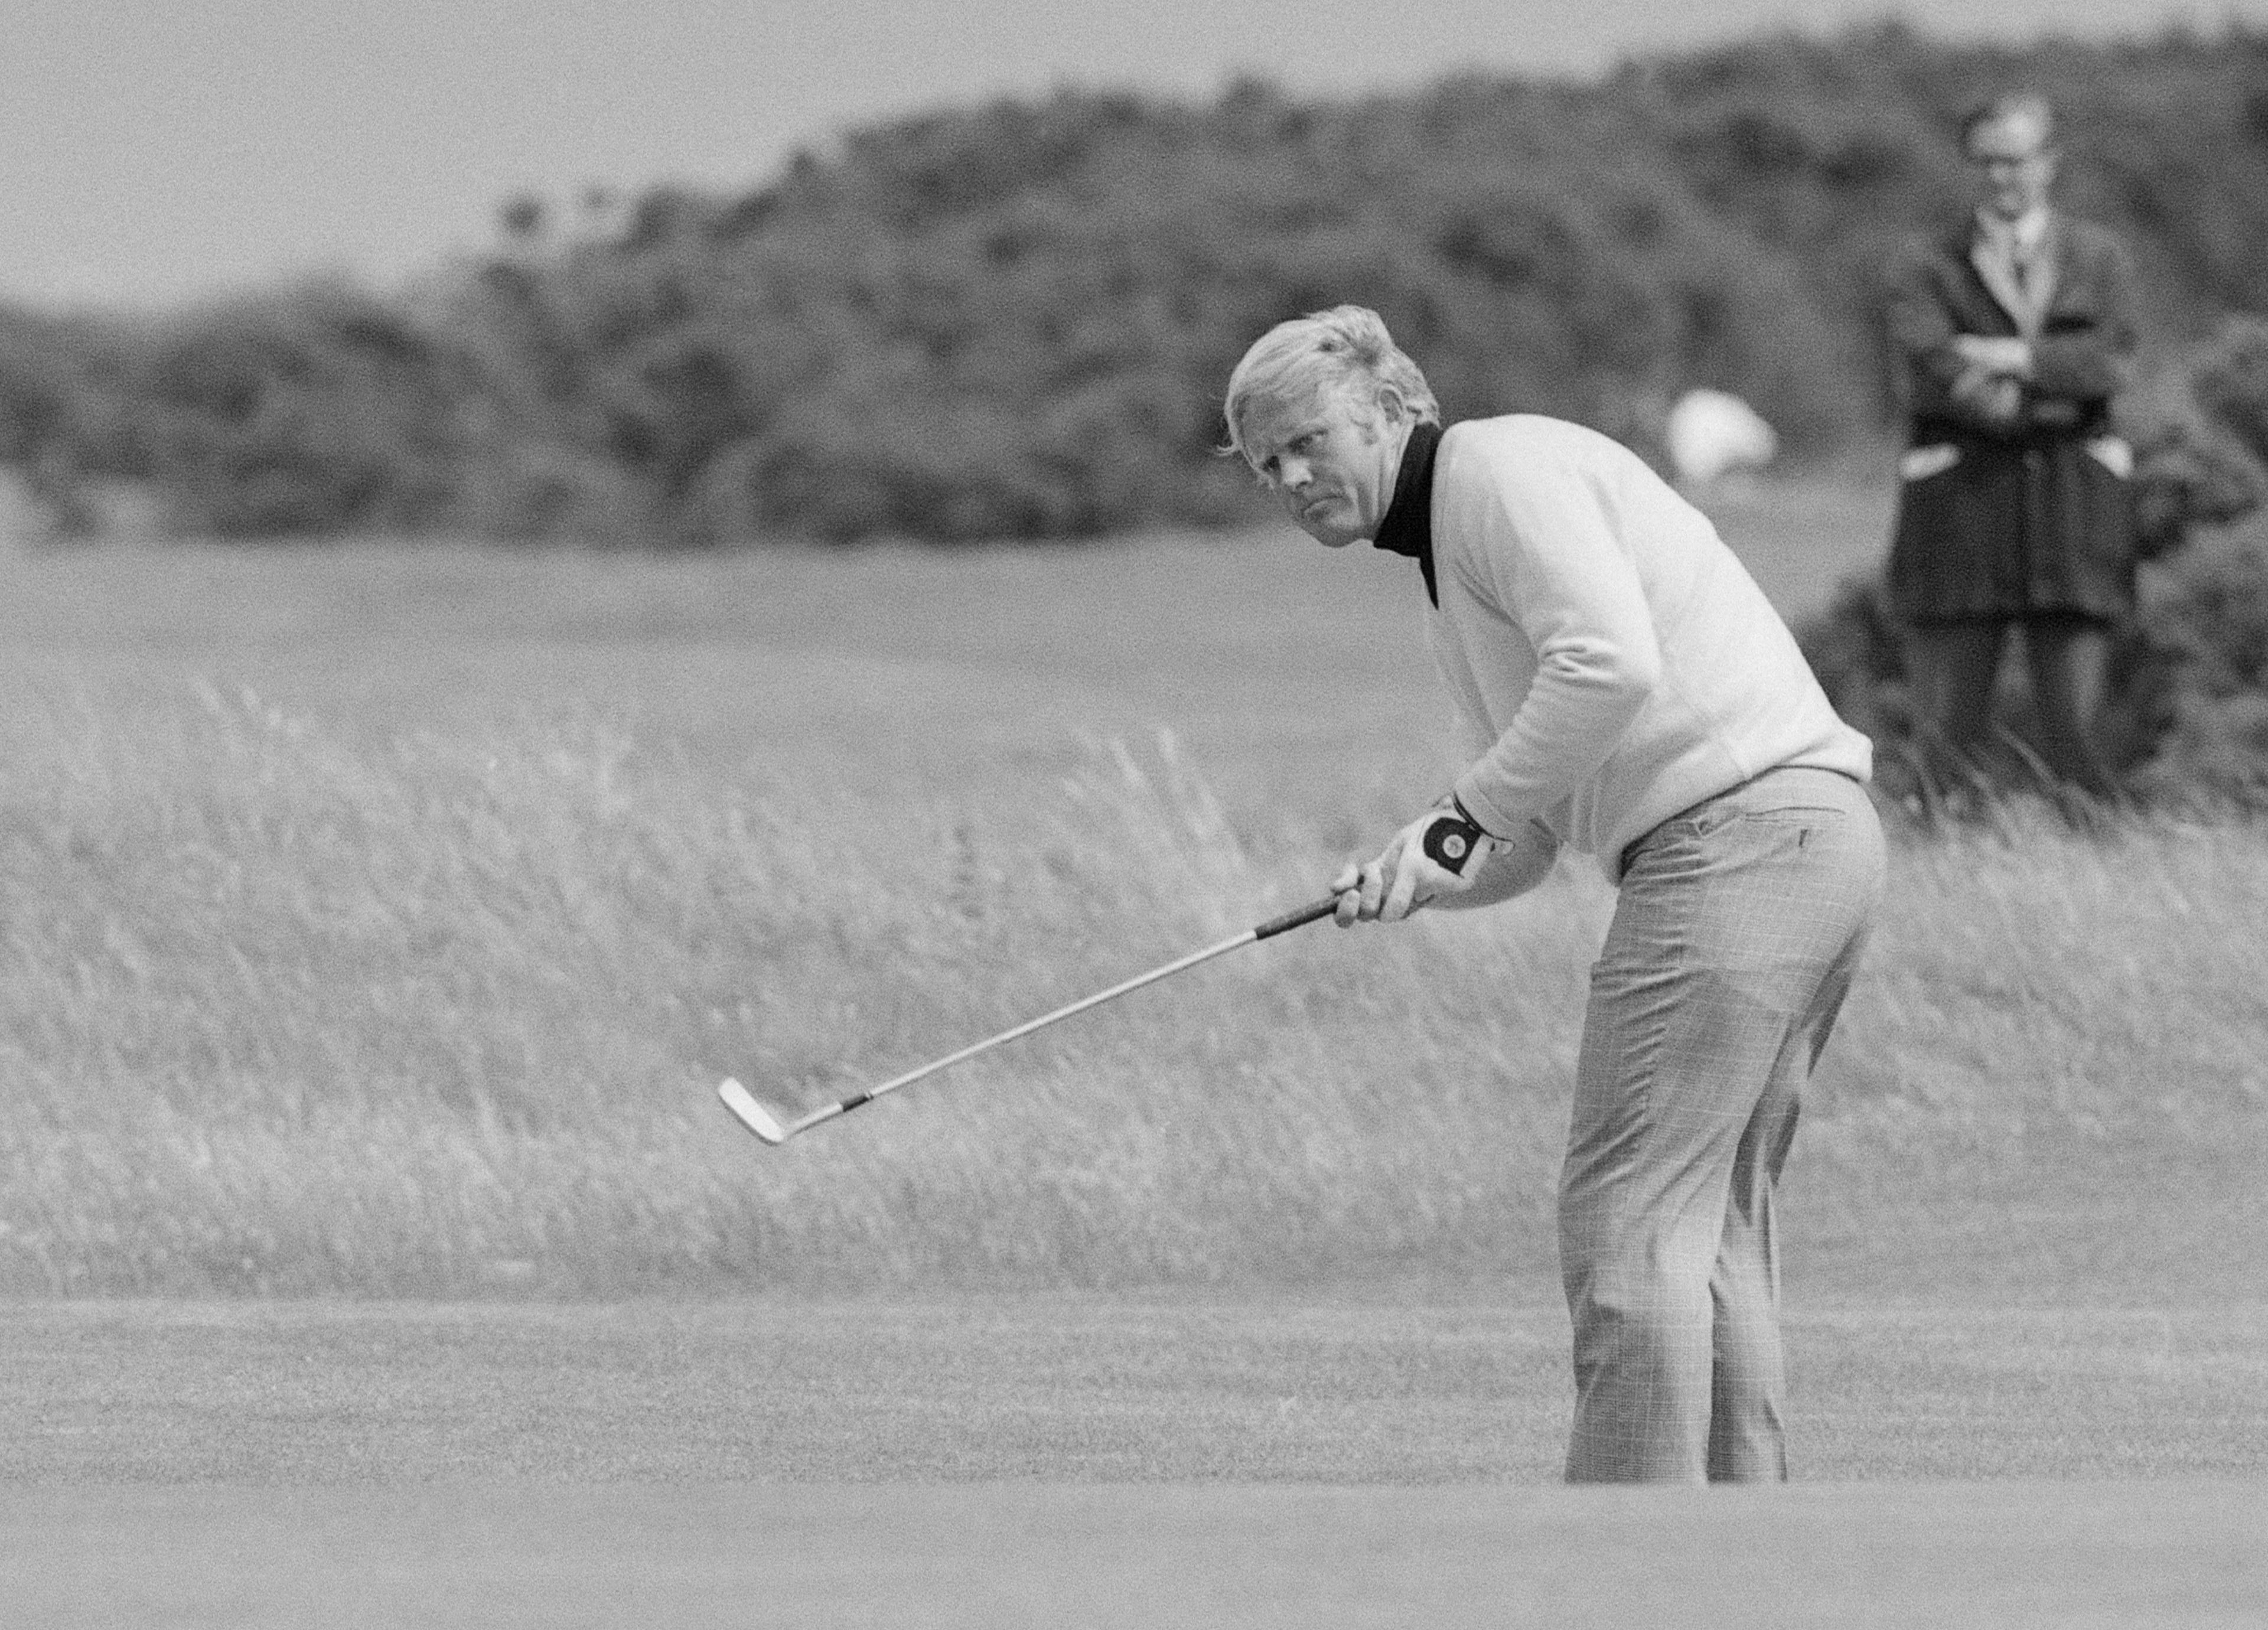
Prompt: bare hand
<box><xmin>1951</xmin><ymin>335</ymin><xmax>2032</xmax><ymax>377</ymax></box>
<box><xmin>1949</xmin><ymin>366</ymin><xmax>2023</xmax><ymax>426</ymax></box>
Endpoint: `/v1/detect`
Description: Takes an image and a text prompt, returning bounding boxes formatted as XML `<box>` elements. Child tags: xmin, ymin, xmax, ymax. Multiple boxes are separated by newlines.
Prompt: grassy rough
<box><xmin>1</xmin><ymin>681</ymin><xmax>2260</xmax><ymax>1297</ymax></box>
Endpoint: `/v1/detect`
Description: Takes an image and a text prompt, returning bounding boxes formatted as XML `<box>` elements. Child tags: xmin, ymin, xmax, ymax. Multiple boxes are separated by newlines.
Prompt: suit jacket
<box><xmin>1884</xmin><ymin>211</ymin><xmax>2142</xmax><ymax>624</ymax></box>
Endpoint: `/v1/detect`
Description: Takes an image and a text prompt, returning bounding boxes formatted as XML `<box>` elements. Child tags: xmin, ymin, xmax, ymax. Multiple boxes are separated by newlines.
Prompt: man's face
<box><xmin>1240</xmin><ymin>383</ymin><xmax>1407</xmax><ymax>549</ymax></box>
<box><xmin>1966</xmin><ymin>110</ymin><xmax>2057</xmax><ymax>222</ymax></box>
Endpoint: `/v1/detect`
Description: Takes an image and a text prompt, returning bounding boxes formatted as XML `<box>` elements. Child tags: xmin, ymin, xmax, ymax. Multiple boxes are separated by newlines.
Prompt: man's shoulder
<box><xmin>1439</xmin><ymin>416</ymin><xmax>1660</xmax><ymax>507</ymax></box>
<box><xmin>2054</xmin><ymin>212</ymin><xmax>2132</xmax><ymax>263</ymax></box>
<box><xmin>1445</xmin><ymin>414</ymin><xmax>1601</xmax><ymax>460</ymax></box>
<box><xmin>1894</xmin><ymin>217</ymin><xmax>1980</xmax><ymax>271</ymax></box>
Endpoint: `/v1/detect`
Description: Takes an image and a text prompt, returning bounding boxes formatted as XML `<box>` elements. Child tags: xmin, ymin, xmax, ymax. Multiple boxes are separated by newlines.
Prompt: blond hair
<box><xmin>1221</xmin><ymin>305</ymin><xmax>1439</xmax><ymax>468</ymax></box>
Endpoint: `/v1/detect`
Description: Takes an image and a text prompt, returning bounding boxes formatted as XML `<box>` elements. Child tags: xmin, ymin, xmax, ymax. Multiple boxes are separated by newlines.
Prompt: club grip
<box><xmin>1422</xmin><ymin>811</ymin><xmax>1484</xmax><ymax>875</ymax></box>
<box><xmin>1252</xmin><ymin>894</ymin><xmax>1340</xmax><ymax>940</ymax></box>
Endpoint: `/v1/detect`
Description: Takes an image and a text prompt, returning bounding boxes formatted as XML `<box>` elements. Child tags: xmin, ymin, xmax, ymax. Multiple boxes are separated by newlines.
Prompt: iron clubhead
<box><xmin>718</xmin><ymin>1078</ymin><xmax>790</xmax><ymax>1145</ymax></box>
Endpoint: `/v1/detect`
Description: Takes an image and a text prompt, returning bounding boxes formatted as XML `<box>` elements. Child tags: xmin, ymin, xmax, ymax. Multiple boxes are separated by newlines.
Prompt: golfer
<box><xmin>1223</xmin><ymin>307</ymin><xmax>1883</xmax><ymax>1484</ymax></box>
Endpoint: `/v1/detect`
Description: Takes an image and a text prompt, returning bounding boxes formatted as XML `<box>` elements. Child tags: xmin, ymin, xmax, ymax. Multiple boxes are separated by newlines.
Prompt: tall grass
<box><xmin>0</xmin><ymin>683</ymin><xmax>2261</xmax><ymax>1297</ymax></box>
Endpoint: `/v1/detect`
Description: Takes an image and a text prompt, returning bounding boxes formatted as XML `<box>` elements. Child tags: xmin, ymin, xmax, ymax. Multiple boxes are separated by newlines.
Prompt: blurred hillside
<box><xmin>7</xmin><ymin>24</ymin><xmax>2268</xmax><ymax>544</ymax></box>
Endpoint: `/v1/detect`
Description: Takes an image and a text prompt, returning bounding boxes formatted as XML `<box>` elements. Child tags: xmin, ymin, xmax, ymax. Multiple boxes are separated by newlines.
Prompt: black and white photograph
<box><xmin>2</xmin><ymin>0</ymin><xmax>2264</xmax><ymax>1623</ymax></box>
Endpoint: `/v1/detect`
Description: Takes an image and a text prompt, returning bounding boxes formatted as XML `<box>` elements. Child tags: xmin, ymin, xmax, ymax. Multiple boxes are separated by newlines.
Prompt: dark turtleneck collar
<box><xmin>1370</xmin><ymin>418</ymin><xmax>1444</xmax><ymax>607</ymax></box>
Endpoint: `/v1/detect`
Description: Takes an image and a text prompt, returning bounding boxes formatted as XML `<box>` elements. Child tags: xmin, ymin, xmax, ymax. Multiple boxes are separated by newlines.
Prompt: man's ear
<box><xmin>1358</xmin><ymin>383</ymin><xmax>1409</xmax><ymax>439</ymax></box>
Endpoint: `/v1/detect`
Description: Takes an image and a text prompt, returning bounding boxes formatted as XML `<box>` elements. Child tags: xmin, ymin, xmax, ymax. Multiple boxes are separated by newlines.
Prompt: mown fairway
<box><xmin>8</xmin><ymin>1299</ymin><xmax>2267</xmax><ymax>1482</ymax></box>
<box><xmin>12</xmin><ymin>1480</ymin><xmax>2262</xmax><ymax>1629</ymax></box>
<box><xmin>1</xmin><ymin>485</ymin><xmax>2264</xmax><ymax>1619</ymax></box>
<box><xmin>5</xmin><ymin>1299</ymin><xmax>2264</xmax><ymax>1624</ymax></box>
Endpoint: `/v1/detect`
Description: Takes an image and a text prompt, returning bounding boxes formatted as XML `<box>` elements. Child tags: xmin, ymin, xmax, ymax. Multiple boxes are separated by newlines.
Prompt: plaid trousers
<box><xmin>1560</xmin><ymin>767</ymin><xmax>1884</xmax><ymax>1484</ymax></box>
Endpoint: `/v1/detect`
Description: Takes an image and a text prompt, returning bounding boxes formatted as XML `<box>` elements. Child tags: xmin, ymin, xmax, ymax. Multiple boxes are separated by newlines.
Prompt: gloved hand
<box><xmin>1332</xmin><ymin>802</ymin><xmax>1498</xmax><ymax>925</ymax></box>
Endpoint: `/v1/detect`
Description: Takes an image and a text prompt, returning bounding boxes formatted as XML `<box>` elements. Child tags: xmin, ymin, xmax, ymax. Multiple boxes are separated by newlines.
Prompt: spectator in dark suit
<box><xmin>1885</xmin><ymin>92</ymin><xmax>2140</xmax><ymax>799</ymax></box>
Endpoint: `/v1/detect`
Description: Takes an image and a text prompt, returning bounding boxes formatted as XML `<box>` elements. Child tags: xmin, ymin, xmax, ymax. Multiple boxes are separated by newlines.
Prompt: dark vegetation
<box><xmin>9</xmin><ymin>25</ymin><xmax>2268</xmax><ymax>545</ymax></box>
<box><xmin>5</xmin><ymin>24</ymin><xmax>2268</xmax><ymax>796</ymax></box>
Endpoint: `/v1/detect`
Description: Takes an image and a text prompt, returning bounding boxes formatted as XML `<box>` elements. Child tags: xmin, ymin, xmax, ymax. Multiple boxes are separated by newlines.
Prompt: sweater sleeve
<box><xmin>1448</xmin><ymin>445</ymin><xmax>1660</xmax><ymax>837</ymax></box>
<box><xmin>2027</xmin><ymin>230</ymin><xmax>2139</xmax><ymax>404</ymax></box>
<box><xmin>1884</xmin><ymin>242</ymin><xmax>2015</xmax><ymax>436</ymax></box>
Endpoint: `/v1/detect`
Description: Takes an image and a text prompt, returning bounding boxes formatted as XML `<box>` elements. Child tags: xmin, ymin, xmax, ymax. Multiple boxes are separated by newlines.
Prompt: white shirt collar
<box><xmin>1977</xmin><ymin>206</ymin><xmax>2051</xmax><ymax>255</ymax></box>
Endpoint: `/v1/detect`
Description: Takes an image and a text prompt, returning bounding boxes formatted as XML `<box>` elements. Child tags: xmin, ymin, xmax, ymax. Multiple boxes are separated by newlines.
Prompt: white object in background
<box><xmin>2085</xmin><ymin>436</ymin><xmax>2135</xmax><ymax>479</ymax></box>
<box><xmin>1667</xmin><ymin>389</ymin><xmax>1780</xmax><ymax>487</ymax></box>
<box><xmin>1900</xmin><ymin>444</ymin><xmax>1963</xmax><ymax>482</ymax></box>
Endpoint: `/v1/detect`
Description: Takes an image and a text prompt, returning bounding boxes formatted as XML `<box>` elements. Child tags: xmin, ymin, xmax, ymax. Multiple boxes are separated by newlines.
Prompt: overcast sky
<box><xmin>5</xmin><ymin>0</ymin><xmax>2256</xmax><ymax>311</ymax></box>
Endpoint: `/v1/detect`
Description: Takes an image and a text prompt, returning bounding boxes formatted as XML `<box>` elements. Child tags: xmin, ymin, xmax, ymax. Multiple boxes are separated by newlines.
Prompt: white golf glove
<box><xmin>1332</xmin><ymin>800</ymin><xmax>1499</xmax><ymax>925</ymax></box>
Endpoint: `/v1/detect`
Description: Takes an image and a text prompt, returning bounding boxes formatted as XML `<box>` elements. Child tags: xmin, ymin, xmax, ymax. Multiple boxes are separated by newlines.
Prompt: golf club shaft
<box><xmin>791</xmin><ymin>893</ymin><xmax>1340</xmax><ymax>1134</ymax></box>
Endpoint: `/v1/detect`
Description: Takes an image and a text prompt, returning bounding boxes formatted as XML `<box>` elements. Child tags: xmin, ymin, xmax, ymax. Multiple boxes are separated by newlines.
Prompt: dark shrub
<box><xmin>12</xmin><ymin>30</ymin><xmax>2268</xmax><ymax>543</ymax></box>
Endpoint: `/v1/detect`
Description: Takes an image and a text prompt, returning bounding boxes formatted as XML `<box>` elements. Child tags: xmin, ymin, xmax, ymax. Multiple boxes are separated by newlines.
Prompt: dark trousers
<box><xmin>1906</xmin><ymin>614</ymin><xmax>2116</xmax><ymax>797</ymax></box>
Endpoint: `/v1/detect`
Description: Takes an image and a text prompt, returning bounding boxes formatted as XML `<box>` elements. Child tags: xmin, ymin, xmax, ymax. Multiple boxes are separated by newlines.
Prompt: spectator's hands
<box><xmin>1949</xmin><ymin>365</ymin><xmax>2023</xmax><ymax>427</ymax></box>
<box><xmin>1952</xmin><ymin>335</ymin><xmax>2033</xmax><ymax>377</ymax></box>
<box><xmin>1332</xmin><ymin>806</ymin><xmax>1497</xmax><ymax>925</ymax></box>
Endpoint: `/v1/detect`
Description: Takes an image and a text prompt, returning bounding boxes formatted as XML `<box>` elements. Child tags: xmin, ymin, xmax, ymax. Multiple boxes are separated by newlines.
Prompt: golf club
<box><xmin>718</xmin><ymin>891</ymin><xmax>1342</xmax><ymax>1146</ymax></box>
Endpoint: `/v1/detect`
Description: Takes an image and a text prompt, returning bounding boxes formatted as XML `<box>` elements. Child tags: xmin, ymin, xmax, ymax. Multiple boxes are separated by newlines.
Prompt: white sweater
<box><xmin>1430</xmin><ymin>416</ymin><xmax>1873</xmax><ymax>880</ymax></box>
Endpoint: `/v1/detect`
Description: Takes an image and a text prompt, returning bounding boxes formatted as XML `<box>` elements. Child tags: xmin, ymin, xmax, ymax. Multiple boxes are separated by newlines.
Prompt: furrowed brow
<box><xmin>1265</xmin><ymin>420</ymin><xmax>1325</xmax><ymax>459</ymax></box>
